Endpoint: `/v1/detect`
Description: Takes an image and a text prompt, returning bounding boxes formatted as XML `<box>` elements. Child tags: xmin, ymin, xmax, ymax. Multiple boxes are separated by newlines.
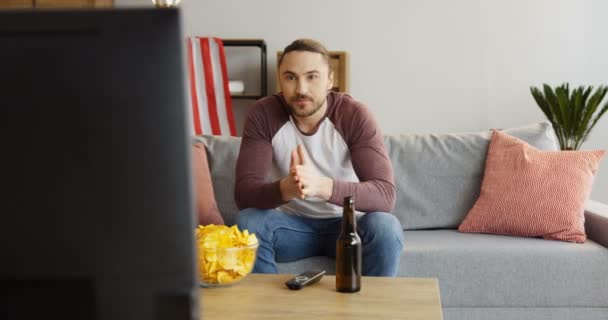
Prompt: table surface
<box><xmin>200</xmin><ymin>273</ymin><xmax>443</xmax><ymax>320</ymax></box>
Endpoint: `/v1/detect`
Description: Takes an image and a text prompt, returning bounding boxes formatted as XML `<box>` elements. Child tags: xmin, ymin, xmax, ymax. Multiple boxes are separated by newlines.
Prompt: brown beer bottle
<box><xmin>336</xmin><ymin>196</ymin><xmax>362</xmax><ymax>292</ymax></box>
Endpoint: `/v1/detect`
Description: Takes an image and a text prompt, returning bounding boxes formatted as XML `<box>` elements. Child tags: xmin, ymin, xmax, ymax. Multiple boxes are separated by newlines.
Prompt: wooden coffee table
<box><xmin>201</xmin><ymin>274</ymin><xmax>443</xmax><ymax>319</ymax></box>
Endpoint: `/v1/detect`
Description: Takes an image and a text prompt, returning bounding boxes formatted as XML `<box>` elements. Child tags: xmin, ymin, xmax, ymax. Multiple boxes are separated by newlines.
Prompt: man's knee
<box><xmin>237</xmin><ymin>208</ymin><xmax>262</xmax><ymax>225</ymax></box>
<box><xmin>359</xmin><ymin>212</ymin><xmax>404</xmax><ymax>245</ymax></box>
<box><xmin>237</xmin><ymin>208</ymin><xmax>285</xmax><ymax>235</ymax></box>
<box><xmin>237</xmin><ymin>208</ymin><xmax>267</xmax><ymax>232</ymax></box>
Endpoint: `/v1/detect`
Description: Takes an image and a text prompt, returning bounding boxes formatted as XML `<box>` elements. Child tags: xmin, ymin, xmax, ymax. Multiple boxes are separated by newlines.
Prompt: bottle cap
<box><xmin>343</xmin><ymin>196</ymin><xmax>354</xmax><ymax>206</ymax></box>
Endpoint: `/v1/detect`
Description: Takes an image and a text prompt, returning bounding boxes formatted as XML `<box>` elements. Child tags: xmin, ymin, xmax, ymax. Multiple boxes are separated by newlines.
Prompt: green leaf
<box><xmin>581</xmin><ymin>87</ymin><xmax>608</xmax><ymax>148</ymax></box>
<box><xmin>581</xmin><ymin>86</ymin><xmax>593</xmax><ymax>105</ymax></box>
<box><xmin>556</xmin><ymin>84</ymin><xmax>571</xmax><ymax>139</ymax></box>
<box><xmin>574</xmin><ymin>86</ymin><xmax>594</xmax><ymax>146</ymax></box>
<box><xmin>531</xmin><ymin>87</ymin><xmax>555</xmax><ymax>124</ymax></box>
<box><xmin>543</xmin><ymin>84</ymin><xmax>567</xmax><ymax>148</ymax></box>
<box><xmin>531</xmin><ymin>86</ymin><xmax>564</xmax><ymax>148</ymax></box>
<box><xmin>577</xmin><ymin>86</ymin><xmax>607</xmax><ymax>146</ymax></box>
<box><xmin>570</xmin><ymin>87</ymin><xmax>584</xmax><ymax>148</ymax></box>
<box><xmin>571</xmin><ymin>87</ymin><xmax>582</xmax><ymax>134</ymax></box>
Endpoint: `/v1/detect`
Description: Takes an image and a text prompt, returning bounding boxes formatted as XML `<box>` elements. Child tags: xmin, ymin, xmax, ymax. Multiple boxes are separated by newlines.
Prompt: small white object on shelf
<box><xmin>229</xmin><ymin>80</ymin><xmax>245</xmax><ymax>95</ymax></box>
<box><xmin>152</xmin><ymin>0</ymin><xmax>181</xmax><ymax>8</ymax></box>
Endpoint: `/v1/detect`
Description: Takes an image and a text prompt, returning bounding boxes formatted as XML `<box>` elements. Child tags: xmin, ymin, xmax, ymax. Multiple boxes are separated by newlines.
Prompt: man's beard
<box><xmin>289</xmin><ymin>95</ymin><xmax>326</xmax><ymax>118</ymax></box>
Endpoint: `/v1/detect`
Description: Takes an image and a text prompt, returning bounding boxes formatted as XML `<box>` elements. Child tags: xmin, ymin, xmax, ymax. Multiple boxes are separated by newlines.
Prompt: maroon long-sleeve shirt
<box><xmin>235</xmin><ymin>92</ymin><xmax>395</xmax><ymax>217</ymax></box>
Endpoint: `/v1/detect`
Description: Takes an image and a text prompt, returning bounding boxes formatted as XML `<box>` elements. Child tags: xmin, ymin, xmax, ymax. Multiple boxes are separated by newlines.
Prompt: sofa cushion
<box><xmin>458</xmin><ymin>130</ymin><xmax>605</xmax><ymax>243</ymax></box>
<box><xmin>401</xmin><ymin>230</ymin><xmax>608</xmax><ymax>307</ymax></box>
<box><xmin>193</xmin><ymin>135</ymin><xmax>241</xmax><ymax>226</ymax></box>
<box><xmin>443</xmin><ymin>307</ymin><xmax>608</xmax><ymax>320</ymax></box>
<box><xmin>384</xmin><ymin>121</ymin><xmax>558</xmax><ymax>230</ymax></box>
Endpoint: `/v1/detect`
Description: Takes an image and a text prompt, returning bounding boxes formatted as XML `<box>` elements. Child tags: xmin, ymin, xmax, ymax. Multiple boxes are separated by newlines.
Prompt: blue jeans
<box><xmin>237</xmin><ymin>208</ymin><xmax>405</xmax><ymax>276</ymax></box>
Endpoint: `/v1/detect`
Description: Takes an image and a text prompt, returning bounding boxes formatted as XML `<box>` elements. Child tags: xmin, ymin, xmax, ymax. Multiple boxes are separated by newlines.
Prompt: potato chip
<box><xmin>195</xmin><ymin>224</ymin><xmax>258</xmax><ymax>286</ymax></box>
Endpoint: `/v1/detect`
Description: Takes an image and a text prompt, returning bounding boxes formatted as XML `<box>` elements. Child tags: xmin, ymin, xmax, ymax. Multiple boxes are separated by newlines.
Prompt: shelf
<box><xmin>222</xmin><ymin>39</ymin><xmax>267</xmax><ymax>100</ymax></box>
<box><xmin>231</xmin><ymin>94</ymin><xmax>264</xmax><ymax>100</ymax></box>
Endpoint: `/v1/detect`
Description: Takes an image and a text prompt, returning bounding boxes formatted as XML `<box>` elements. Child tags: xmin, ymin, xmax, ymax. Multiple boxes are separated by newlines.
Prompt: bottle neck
<box><xmin>341</xmin><ymin>205</ymin><xmax>356</xmax><ymax>233</ymax></box>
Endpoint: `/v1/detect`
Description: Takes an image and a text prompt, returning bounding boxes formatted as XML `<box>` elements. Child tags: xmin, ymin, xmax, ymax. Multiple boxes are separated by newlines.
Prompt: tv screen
<box><xmin>0</xmin><ymin>8</ymin><xmax>199</xmax><ymax>320</ymax></box>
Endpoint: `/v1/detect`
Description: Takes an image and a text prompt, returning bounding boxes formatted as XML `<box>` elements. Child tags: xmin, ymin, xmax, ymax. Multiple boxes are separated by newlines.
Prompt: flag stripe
<box><xmin>214</xmin><ymin>37</ymin><xmax>237</xmax><ymax>136</ymax></box>
<box><xmin>200</xmin><ymin>38</ymin><xmax>221</xmax><ymax>135</ymax></box>
<box><xmin>191</xmin><ymin>39</ymin><xmax>212</xmax><ymax>135</ymax></box>
<box><xmin>187</xmin><ymin>39</ymin><xmax>202</xmax><ymax>135</ymax></box>
<box><xmin>208</xmin><ymin>38</ymin><xmax>232</xmax><ymax>136</ymax></box>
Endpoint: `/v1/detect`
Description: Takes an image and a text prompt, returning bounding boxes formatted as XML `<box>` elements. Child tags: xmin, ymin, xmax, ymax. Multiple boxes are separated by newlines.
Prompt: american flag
<box><xmin>187</xmin><ymin>37</ymin><xmax>236</xmax><ymax>136</ymax></box>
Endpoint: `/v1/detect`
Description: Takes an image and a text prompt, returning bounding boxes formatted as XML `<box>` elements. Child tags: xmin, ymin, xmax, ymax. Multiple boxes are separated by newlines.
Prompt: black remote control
<box><xmin>285</xmin><ymin>270</ymin><xmax>326</xmax><ymax>290</ymax></box>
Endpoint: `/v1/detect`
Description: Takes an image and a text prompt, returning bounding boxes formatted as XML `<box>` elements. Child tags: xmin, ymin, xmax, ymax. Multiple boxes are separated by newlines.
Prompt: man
<box><xmin>235</xmin><ymin>39</ymin><xmax>404</xmax><ymax>276</ymax></box>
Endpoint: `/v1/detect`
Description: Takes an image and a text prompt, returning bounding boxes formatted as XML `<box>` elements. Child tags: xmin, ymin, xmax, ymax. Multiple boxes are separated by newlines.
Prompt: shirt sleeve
<box><xmin>328</xmin><ymin>103</ymin><xmax>396</xmax><ymax>213</ymax></box>
<box><xmin>234</xmin><ymin>102</ymin><xmax>287</xmax><ymax>210</ymax></box>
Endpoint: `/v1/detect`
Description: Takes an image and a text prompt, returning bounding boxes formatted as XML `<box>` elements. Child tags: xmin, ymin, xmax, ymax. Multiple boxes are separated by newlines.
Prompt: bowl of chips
<box><xmin>195</xmin><ymin>225</ymin><xmax>258</xmax><ymax>287</ymax></box>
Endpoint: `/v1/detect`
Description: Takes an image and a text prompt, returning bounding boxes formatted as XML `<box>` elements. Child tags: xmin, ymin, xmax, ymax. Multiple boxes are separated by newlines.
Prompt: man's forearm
<box><xmin>328</xmin><ymin>179</ymin><xmax>396</xmax><ymax>213</ymax></box>
<box><xmin>235</xmin><ymin>179</ymin><xmax>286</xmax><ymax>210</ymax></box>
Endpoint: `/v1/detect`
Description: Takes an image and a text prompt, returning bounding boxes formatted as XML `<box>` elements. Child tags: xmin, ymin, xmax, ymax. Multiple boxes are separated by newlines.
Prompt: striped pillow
<box><xmin>458</xmin><ymin>130</ymin><xmax>605</xmax><ymax>243</ymax></box>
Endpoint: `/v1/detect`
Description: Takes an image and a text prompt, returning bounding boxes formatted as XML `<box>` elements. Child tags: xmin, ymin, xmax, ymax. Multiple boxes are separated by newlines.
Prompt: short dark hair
<box><xmin>278</xmin><ymin>38</ymin><xmax>331</xmax><ymax>71</ymax></box>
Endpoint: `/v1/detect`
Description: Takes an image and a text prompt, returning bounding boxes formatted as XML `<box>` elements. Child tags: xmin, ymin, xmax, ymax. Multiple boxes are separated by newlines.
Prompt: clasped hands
<box><xmin>280</xmin><ymin>144</ymin><xmax>333</xmax><ymax>201</ymax></box>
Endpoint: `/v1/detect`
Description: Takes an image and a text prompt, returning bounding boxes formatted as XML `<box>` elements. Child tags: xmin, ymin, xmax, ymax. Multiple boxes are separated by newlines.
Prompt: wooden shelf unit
<box><xmin>222</xmin><ymin>39</ymin><xmax>267</xmax><ymax>100</ymax></box>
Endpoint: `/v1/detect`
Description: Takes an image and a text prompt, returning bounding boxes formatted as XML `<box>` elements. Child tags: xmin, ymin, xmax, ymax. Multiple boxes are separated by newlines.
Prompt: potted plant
<box><xmin>531</xmin><ymin>83</ymin><xmax>608</xmax><ymax>150</ymax></box>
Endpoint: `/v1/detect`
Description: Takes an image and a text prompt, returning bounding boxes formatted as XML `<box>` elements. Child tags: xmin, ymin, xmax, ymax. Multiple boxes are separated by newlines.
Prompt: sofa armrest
<box><xmin>585</xmin><ymin>200</ymin><xmax>608</xmax><ymax>248</ymax></box>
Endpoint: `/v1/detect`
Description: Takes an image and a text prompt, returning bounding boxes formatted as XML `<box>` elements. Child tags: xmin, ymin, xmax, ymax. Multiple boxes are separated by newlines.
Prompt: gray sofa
<box><xmin>196</xmin><ymin>121</ymin><xmax>608</xmax><ymax>320</ymax></box>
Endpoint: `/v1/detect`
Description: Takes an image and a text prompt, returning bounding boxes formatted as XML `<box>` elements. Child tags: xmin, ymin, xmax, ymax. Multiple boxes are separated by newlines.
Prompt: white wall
<box><xmin>119</xmin><ymin>0</ymin><xmax>607</xmax><ymax>203</ymax></box>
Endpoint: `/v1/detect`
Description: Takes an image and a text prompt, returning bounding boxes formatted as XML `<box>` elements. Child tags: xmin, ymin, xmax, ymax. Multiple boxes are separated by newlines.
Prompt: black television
<box><xmin>0</xmin><ymin>8</ymin><xmax>199</xmax><ymax>320</ymax></box>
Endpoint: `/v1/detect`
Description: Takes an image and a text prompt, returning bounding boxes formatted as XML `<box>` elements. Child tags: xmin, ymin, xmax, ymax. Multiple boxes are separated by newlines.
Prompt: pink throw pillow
<box><xmin>193</xmin><ymin>142</ymin><xmax>225</xmax><ymax>226</ymax></box>
<box><xmin>458</xmin><ymin>130</ymin><xmax>604</xmax><ymax>243</ymax></box>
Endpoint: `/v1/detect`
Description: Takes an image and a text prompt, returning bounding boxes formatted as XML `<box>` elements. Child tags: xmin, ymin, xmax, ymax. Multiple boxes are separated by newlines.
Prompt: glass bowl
<box><xmin>197</xmin><ymin>243</ymin><xmax>258</xmax><ymax>287</ymax></box>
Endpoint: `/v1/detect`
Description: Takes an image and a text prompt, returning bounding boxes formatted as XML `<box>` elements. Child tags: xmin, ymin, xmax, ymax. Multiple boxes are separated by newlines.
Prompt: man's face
<box><xmin>278</xmin><ymin>51</ymin><xmax>334</xmax><ymax>119</ymax></box>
